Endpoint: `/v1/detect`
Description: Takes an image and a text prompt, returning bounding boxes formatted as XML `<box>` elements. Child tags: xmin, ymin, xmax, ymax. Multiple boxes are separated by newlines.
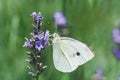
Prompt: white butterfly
<box><xmin>52</xmin><ymin>33</ymin><xmax>94</xmax><ymax>72</ymax></box>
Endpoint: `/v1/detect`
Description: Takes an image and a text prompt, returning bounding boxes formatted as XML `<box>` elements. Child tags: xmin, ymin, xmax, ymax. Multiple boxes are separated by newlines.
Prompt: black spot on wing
<box><xmin>76</xmin><ymin>52</ymin><xmax>80</xmax><ymax>56</ymax></box>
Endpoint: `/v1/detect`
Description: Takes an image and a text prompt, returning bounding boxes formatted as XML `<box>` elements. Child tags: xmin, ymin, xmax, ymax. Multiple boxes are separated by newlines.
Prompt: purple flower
<box><xmin>112</xmin><ymin>28</ymin><xmax>120</xmax><ymax>44</ymax></box>
<box><xmin>113</xmin><ymin>47</ymin><xmax>120</xmax><ymax>60</ymax></box>
<box><xmin>44</xmin><ymin>30</ymin><xmax>50</xmax><ymax>46</ymax></box>
<box><xmin>30</xmin><ymin>12</ymin><xmax>43</xmax><ymax>21</ymax></box>
<box><xmin>23</xmin><ymin>38</ymin><xmax>32</xmax><ymax>48</ymax></box>
<box><xmin>96</xmin><ymin>68</ymin><xmax>103</xmax><ymax>76</ymax></box>
<box><xmin>31</xmin><ymin>12</ymin><xmax>37</xmax><ymax>19</ymax></box>
<box><xmin>37</xmin><ymin>12</ymin><xmax>43</xmax><ymax>20</ymax></box>
<box><xmin>35</xmin><ymin>40</ymin><xmax>44</xmax><ymax>51</ymax></box>
<box><xmin>93</xmin><ymin>68</ymin><xmax>104</xmax><ymax>80</ymax></box>
<box><xmin>38</xmin><ymin>32</ymin><xmax>44</xmax><ymax>40</ymax></box>
<box><xmin>54</xmin><ymin>12</ymin><xmax>67</xmax><ymax>27</ymax></box>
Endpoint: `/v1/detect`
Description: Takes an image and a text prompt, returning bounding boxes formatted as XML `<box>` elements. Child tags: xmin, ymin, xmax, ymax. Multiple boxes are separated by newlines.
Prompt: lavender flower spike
<box><xmin>23</xmin><ymin>12</ymin><xmax>50</xmax><ymax>80</ymax></box>
<box><xmin>54</xmin><ymin>11</ymin><xmax>67</xmax><ymax>27</ymax></box>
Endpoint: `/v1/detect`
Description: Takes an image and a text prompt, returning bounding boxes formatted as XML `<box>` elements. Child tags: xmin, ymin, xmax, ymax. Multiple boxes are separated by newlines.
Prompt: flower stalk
<box><xmin>23</xmin><ymin>12</ymin><xmax>50</xmax><ymax>80</ymax></box>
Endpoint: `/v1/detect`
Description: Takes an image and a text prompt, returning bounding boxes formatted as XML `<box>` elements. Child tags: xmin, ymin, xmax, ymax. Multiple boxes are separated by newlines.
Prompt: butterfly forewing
<box><xmin>61</xmin><ymin>37</ymin><xmax>94</xmax><ymax>65</ymax></box>
<box><xmin>53</xmin><ymin>42</ymin><xmax>78</xmax><ymax>72</ymax></box>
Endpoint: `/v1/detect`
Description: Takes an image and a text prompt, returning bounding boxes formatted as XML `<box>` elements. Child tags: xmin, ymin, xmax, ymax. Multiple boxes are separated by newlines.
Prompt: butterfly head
<box><xmin>52</xmin><ymin>33</ymin><xmax>61</xmax><ymax>44</ymax></box>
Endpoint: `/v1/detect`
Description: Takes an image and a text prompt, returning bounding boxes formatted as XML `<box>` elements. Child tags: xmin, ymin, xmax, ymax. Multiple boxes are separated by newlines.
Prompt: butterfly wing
<box><xmin>53</xmin><ymin>41</ymin><xmax>79</xmax><ymax>72</ymax></box>
<box><xmin>61</xmin><ymin>37</ymin><xmax>94</xmax><ymax>65</ymax></box>
<box><xmin>53</xmin><ymin>36</ymin><xmax>94</xmax><ymax>72</ymax></box>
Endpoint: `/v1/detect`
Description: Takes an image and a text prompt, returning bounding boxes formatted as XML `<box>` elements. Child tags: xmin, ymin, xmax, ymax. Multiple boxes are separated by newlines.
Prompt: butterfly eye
<box><xmin>76</xmin><ymin>52</ymin><xmax>80</xmax><ymax>56</ymax></box>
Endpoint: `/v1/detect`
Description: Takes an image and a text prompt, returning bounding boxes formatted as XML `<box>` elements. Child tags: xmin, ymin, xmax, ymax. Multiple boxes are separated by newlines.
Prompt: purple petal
<box><xmin>38</xmin><ymin>32</ymin><xmax>44</xmax><ymax>40</ymax></box>
<box><xmin>96</xmin><ymin>68</ymin><xmax>103</xmax><ymax>76</ymax></box>
<box><xmin>44</xmin><ymin>30</ymin><xmax>50</xmax><ymax>46</ymax></box>
<box><xmin>56</xmin><ymin>18</ymin><xmax>67</xmax><ymax>26</ymax></box>
<box><xmin>54</xmin><ymin>12</ymin><xmax>64</xmax><ymax>19</ymax></box>
<box><xmin>37</xmin><ymin>12</ymin><xmax>43</xmax><ymax>20</ymax></box>
<box><xmin>23</xmin><ymin>38</ymin><xmax>31</xmax><ymax>48</ymax></box>
<box><xmin>31</xmin><ymin>12</ymin><xmax>37</xmax><ymax>19</ymax></box>
<box><xmin>112</xmin><ymin>28</ymin><xmax>120</xmax><ymax>44</ymax></box>
<box><xmin>54</xmin><ymin>12</ymin><xmax>67</xmax><ymax>27</ymax></box>
<box><xmin>35</xmin><ymin>40</ymin><xmax>44</xmax><ymax>51</ymax></box>
<box><xmin>113</xmin><ymin>47</ymin><xmax>120</xmax><ymax>60</ymax></box>
<box><xmin>44</xmin><ymin>30</ymin><xmax>49</xmax><ymax>40</ymax></box>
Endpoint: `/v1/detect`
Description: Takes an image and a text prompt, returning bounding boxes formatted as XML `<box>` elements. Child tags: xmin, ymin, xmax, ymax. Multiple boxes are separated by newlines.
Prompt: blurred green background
<box><xmin>1</xmin><ymin>0</ymin><xmax>120</xmax><ymax>80</ymax></box>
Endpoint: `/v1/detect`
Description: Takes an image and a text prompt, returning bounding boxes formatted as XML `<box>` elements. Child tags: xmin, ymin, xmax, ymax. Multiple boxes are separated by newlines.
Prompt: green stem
<box><xmin>36</xmin><ymin>76</ymin><xmax>39</xmax><ymax>80</ymax></box>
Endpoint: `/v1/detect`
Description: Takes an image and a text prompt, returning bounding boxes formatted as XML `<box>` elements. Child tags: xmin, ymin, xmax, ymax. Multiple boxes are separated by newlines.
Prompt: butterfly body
<box><xmin>52</xmin><ymin>33</ymin><xmax>94</xmax><ymax>72</ymax></box>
